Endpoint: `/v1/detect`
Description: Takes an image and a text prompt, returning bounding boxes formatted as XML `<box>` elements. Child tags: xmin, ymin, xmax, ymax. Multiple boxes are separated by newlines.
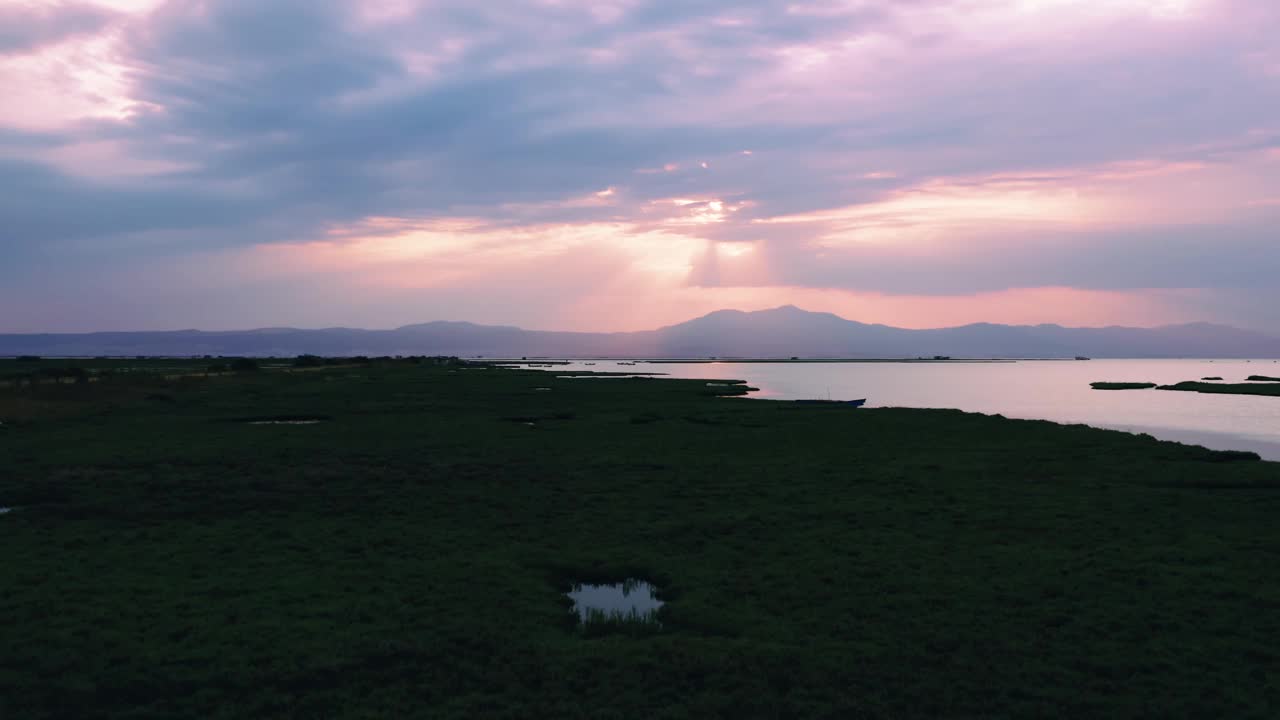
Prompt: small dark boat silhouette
<box><xmin>796</xmin><ymin>398</ymin><xmax>866</xmax><ymax>407</ymax></box>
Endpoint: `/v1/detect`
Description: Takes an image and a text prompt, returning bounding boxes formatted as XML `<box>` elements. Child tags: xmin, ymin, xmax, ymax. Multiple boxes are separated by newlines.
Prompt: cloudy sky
<box><xmin>3</xmin><ymin>0</ymin><xmax>1279</xmax><ymax>333</ymax></box>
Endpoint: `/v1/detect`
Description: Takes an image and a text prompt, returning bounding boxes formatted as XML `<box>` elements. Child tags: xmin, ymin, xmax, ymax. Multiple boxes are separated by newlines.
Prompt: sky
<box><xmin>2</xmin><ymin>0</ymin><xmax>1279</xmax><ymax>333</ymax></box>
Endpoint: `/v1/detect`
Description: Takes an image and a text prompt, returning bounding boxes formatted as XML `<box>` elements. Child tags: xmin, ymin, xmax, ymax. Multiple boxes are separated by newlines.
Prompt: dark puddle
<box><xmin>567</xmin><ymin>579</ymin><xmax>664</xmax><ymax>625</ymax></box>
<box><xmin>501</xmin><ymin>412</ymin><xmax>575</xmax><ymax>425</ymax></box>
<box><xmin>227</xmin><ymin>415</ymin><xmax>332</xmax><ymax>425</ymax></box>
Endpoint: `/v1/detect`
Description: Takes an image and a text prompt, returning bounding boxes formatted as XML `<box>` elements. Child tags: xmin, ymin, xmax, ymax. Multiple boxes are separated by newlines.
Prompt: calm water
<box><xmin>543</xmin><ymin>359</ymin><xmax>1280</xmax><ymax>461</ymax></box>
<box><xmin>567</xmin><ymin>580</ymin><xmax>664</xmax><ymax>623</ymax></box>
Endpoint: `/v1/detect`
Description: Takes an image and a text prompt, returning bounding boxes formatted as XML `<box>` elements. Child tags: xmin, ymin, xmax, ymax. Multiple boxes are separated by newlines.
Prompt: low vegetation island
<box><xmin>1158</xmin><ymin>381</ymin><xmax>1280</xmax><ymax>397</ymax></box>
<box><xmin>1091</xmin><ymin>378</ymin><xmax>1280</xmax><ymax>397</ymax></box>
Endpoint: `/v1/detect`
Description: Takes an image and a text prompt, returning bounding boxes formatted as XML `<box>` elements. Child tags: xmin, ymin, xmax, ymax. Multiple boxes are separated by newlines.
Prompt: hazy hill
<box><xmin>3</xmin><ymin>306</ymin><xmax>1279</xmax><ymax>358</ymax></box>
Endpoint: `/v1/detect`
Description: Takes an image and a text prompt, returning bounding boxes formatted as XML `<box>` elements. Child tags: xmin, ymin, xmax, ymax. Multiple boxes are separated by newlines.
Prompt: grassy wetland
<box><xmin>2</xmin><ymin>360</ymin><xmax>1279</xmax><ymax>718</ymax></box>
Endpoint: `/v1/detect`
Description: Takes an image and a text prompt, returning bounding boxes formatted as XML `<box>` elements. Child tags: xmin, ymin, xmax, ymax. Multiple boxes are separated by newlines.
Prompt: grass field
<box><xmin>2</xmin><ymin>360</ymin><xmax>1278</xmax><ymax>718</ymax></box>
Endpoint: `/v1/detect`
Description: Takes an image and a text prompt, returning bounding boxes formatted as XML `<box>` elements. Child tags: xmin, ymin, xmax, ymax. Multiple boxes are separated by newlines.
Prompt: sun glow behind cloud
<box><xmin>755</xmin><ymin>178</ymin><xmax>1103</xmax><ymax>244</ymax></box>
<box><xmin>258</xmin><ymin>217</ymin><xmax>706</xmax><ymax>291</ymax></box>
<box><xmin>0</xmin><ymin>1</ymin><xmax>171</xmax><ymax>129</ymax></box>
<box><xmin>0</xmin><ymin>39</ymin><xmax>131</xmax><ymax>128</ymax></box>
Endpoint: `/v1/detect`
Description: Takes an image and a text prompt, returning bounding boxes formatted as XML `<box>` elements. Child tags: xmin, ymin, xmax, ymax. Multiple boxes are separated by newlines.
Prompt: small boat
<box><xmin>796</xmin><ymin>398</ymin><xmax>866</xmax><ymax>407</ymax></box>
<box><xmin>1075</xmin><ymin>356</ymin><xmax>1091</xmax><ymax>361</ymax></box>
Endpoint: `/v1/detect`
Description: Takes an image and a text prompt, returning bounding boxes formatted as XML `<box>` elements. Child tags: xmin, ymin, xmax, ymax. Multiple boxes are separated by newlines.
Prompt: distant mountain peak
<box><xmin>396</xmin><ymin>320</ymin><xmax>521</xmax><ymax>332</ymax></box>
<box><xmin>1158</xmin><ymin>321</ymin><xmax>1240</xmax><ymax>331</ymax></box>
<box><xmin>750</xmin><ymin>304</ymin><xmax>827</xmax><ymax>316</ymax></box>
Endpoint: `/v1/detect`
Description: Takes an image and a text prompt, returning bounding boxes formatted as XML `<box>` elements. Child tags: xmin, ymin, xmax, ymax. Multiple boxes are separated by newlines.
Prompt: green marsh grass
<box><xmin>1</xmin><ymin>359</ymin><xmax>1278</xmax><ymax>718</ymax></box>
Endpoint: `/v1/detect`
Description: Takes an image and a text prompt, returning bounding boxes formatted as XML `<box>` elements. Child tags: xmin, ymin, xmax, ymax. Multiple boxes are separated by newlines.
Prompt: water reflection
<box><xmin>540</xmin><ymin>359</ymin><xmax>1280</xmax><ymax>460</ymax></box>
<box><xmin>567</xmin><ymin>579</ymin><xmax>663</xmax><ymax>624</ymax></box>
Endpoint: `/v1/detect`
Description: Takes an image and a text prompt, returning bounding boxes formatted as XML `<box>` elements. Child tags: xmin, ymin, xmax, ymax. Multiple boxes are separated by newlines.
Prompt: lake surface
<box><xmin>541</xmin><ymin>359</ymin><xmax>1280</xmax><ymax>461</ymax></box>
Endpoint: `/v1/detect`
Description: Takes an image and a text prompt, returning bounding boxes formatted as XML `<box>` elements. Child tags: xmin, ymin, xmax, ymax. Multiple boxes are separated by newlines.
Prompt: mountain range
<box><xmin>3</xmin><ymin>306</ymin><xmax>1279</xmax><ymax>359</ymax></box>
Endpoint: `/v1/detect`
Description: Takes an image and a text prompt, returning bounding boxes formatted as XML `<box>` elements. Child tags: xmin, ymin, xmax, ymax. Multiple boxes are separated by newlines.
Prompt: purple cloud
<box><xmin>0</xmin><ymin>1</ymin><xmax>115</xmax><ymax>55</ymax></box>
